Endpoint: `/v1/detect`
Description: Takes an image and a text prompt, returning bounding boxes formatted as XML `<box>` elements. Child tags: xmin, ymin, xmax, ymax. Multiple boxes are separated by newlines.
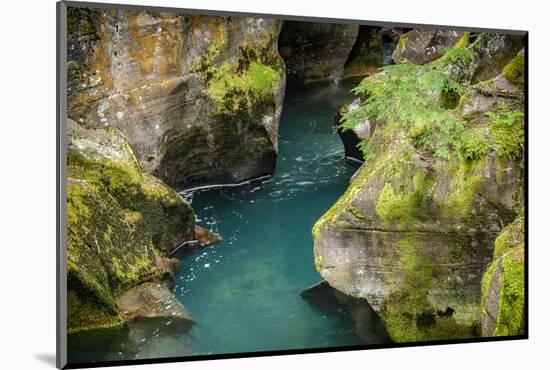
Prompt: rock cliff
<box><xmin>315</xmin><ymin>31</ymin><xmax>525</xmax><ymax>342</ymax></box>
<box><xmin>67</xmin><ymin>8</ymin><xmax>285</xmax><ymax>189</ymax></box>
<box><xmin>278</xmin><ymin>21</ymin><xmax>359</xmax><ymax>83</ymax></box>
<box><xmin>66</xmin><ymin>119</ymin><xmax>195</xmax><ymax>332</ymax></box>
<box><xmin>343</xmin><ymin>26</ymin><xmax>401</xmax><ymax>79</ymax></box>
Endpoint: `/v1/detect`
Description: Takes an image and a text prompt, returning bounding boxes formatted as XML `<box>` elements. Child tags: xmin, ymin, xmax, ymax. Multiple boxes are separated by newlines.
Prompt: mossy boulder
<box><xmin>67</xmin><ymin>7</ymin><xmax>285</xmax><ymax>189</ymax></box>
<box><xmin>392</xmin><ymin>29</ymin><xmax>465</xmax><ymax>65</ymax></box>
<box><xmin>278</xmin><ymin>21</ymin><xmax>359</xmax><ymax>83</ymax></box>
<box><xmin>66</xmin><ymin>119</ymin><xmax>195</xmax><ymax>332</ymax></box>
<box><xmin>481</xmin><ymin>211</ymin><xmax>525</xmax><ymax>337</ymax></box>
<box><xmin>314</xmin><ymin>38</ymin><xmax>524</xmax><ymax>342</ymax></box>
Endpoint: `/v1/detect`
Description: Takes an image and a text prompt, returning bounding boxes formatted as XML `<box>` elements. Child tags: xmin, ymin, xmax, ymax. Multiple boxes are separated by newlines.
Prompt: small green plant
<box><xmin>340</xmin><ymin>57</ymin><xmax>467</xmax><ymax>160</ymax></box>
<box><xmin>485</xmin><ymin>103</ymin><xmax>525</xmax><ymax>160</ymax></box>
<box><xmin>485</xmin><ymin>103</ymin><xmax>524</xmax><ymax>127</ymax></box>
<box><xmin>442</xmin><ymin>47</ymin><xmax>475</xmax><ymax>67</ymax></box>
<box><xmin>461</xmin><ymin>129</ymin><xmax>489</xmax><ymax>160</ymax></box>
<box><xmin>357</xmin><ymin>140</ymin><xmax>374</xmax><ymax>162</ymax></box>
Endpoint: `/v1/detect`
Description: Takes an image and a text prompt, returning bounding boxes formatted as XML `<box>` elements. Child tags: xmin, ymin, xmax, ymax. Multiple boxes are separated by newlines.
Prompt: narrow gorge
<box><xmin>65</xmin><ymin>6</ymin><xmax>526</xmax><ymax>364</ymax></box>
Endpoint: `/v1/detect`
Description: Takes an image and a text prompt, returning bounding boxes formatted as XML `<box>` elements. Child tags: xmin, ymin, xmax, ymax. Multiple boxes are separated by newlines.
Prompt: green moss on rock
<box><xmin>489</xmin><ymin>120</ymin><xmax>524</xmax><ymax>161</ymax></box>
<box><xmin>502</xmin><ymin>54</ymin><xmax>525</xmax><ymax>86</ymax></box>
<box><xmin>314</xmin><ymin>38</ymin><xmax>524</xmax><ymax>344</ymax></box>
<box><xmin>207</xmin><ymin>61</ymin><xmax>281</xmax><ymax>113</ymax></box>
<box><xmin>461</xmin><ymin>128</ymin><xmax>490</xmax><ymax>160</ymax></box>
<box><xmin>494</xmin><ymin>209</ymin><xmax>524</xmax><ymax>259</ymax></box>
<box><xmin>481</xmin><ymin>211</ymin><xmax>525</xmax><ymax>337</ymax></box>
<box><xmin>194</xmin><ymin>30</ymin><xmax>284</xmax><ymax>120</ymax></box>
<box><xmin>394</xmin><ymin>32</ymin><xmax>409</xmax><ymax>58</ymax></box>
<box><xmin>442</xmin><ymin>161</ymin><xmax>484</xmax><ymax>220</ymax></box>
<box><xmin>494</xmin><ymin>252</ymin><xmax>524</xmax><ymax>336</ymax></box>
<box><xmin>67</xmin><ymin>6</ymin><xmax>100</xmax><ymax>41</ymax></box>
<box><xmin>67</xmin><ymin>122</ymin><xmax>194</xmax><ymax>332</ymax></box>
<box><xmin>454</xmin><ymin>32</ymin><xmax>471</xmax><ymax>49</ymax></box>
<box><xmin>381</xmin><ymin>235</ymin><xmax>476</xmax><ymax>342</ymax></box>
<box><xmin>375</xmin><ymin>171</ymin><xmax>435</xmax><ymax>225</ymax></box>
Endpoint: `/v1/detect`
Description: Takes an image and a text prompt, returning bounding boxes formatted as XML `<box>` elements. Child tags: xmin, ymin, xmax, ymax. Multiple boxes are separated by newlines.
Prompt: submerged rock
<box><xmin>155</xmin><ymin>257</ymin><xmax>182</xmax><ymax>286</ymax></box>
<box><xmin>116</xmin><ymin>282</ymin><xmax>194</xmax><ymax>324</ymax></box>
<box><xmin>392</xmin><ymin>29</ymin><xmax>465</xmax><ymax>64</ymax></box>
<box><xmin>194</xmin><ymin>225</ymin><xmax>222</xmax><ymax>247</ymax></box>
<box><xmin>66</xmin><ymin>119</ymin><xmax>194</xmax><ymax>332</ymax></box>
<box><xmin>278</xmin><ymin>21</ymin><xmax>359</xmax><ymax>83</ymax></box>
<box><xmin>314</xmin><ymin>32</ymin><xmax>525</xmax><ymax>342</ymax></box>
<box><xmin>67</xmin><ymin>8</ymin><xmax>285</xmax><ymax>189</ymax></box>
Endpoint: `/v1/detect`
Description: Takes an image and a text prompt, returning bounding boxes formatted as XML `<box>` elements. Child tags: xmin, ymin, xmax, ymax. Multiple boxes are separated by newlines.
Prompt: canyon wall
<box><xmin>66</xmin><ymin>119</ymin><xmax>195</xmax><ymax>332</ymax></box>
<box><xmin>67</xmin><ymin>8</ymin><xmax>285</xmax><ymax>190</ymax></box>
<box><xmin>343</xmin><ymin>26</ymin><xmax>401</xmax><ymax>79</ymax></box>
<box><xmin>278</xmin><ymin>21</ymin><xmax>359</xmax><ymax>83</ymax></box>
<box><xmin>66</xmin><ymin>7</ymin><xmax>526</xmax><ymax>341</ymax></box>
<box><xmin>316</xmin><ymin>31</ymin><xmax>525</xmax><ymax>342</ymax></box>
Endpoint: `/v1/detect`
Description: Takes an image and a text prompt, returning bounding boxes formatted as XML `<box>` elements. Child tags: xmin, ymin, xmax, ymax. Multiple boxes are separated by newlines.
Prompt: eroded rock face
<box><xmin>392</xmin><ymin>29</ymin><xmax>465</xmax><ymax>64</ymax></box>
<box><xmin>66</xmin><ymin>119</ymin><xmax>195</xmax><ymax>332</ymax></box>
<box><xmin>313</xmin><ymin>148</ymin><xmax>522</xmax><ymax>341</ymax></box>
<box><xmin>278</xmin><ymin>21</ymin><xmax>359</xmax><ymax>83</ymax></box>
<box><xmin>314</xmin><ymin>32</ymin><xmax>525</xmax><ymax>342</ymax></box>
<box><xmin>343</xmin><ymin>26</ymin><xmax>401</xmax><ymax>79</ymax></box>
<box><xmin>334</xmin><ymin>99</ymin><xmax>371</xmax><ymax>162</ymax></box>
<box><xmin>67</xmin><ymin>7</ymin><xmax>285</xmax><ymax>189</ymax></box>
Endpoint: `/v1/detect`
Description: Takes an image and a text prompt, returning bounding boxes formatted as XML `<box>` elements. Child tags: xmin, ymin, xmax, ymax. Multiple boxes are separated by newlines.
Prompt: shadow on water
<box><xmin>301</xmin><ymin>281</ymin><xmax>391</xmax><ymax>345</ymax></box>
<box><xmin>67</xmin><ymin>317</ymin><xmax>194</xmax><ymax>364</ymax></box>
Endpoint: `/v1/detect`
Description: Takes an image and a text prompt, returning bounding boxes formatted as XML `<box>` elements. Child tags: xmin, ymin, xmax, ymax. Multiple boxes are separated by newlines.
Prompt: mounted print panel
<box><xmin>57</xmin><ymin>1</ymin><xmax>527</xmax><ymax>368</ymax></box>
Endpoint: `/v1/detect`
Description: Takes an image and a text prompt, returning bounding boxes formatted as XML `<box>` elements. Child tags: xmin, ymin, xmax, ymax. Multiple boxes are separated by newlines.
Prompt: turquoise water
<box><xmin>67</xmin><ymin>81</ymin><xmax>389</xmax><ymax>365</ymax></box>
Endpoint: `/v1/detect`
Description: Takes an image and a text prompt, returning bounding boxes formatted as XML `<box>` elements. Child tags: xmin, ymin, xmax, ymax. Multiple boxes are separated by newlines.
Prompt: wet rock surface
<box><xmin>116</xmin><ymin>281</ymin><xmax>194</xmax><ymax>323</ymax></box>
<box><xmin>343</xmin><ymin>26</ymin><xmax>401</xmax><ymax>79</ymax></box>
<box><xmin>278</xmin><ymin>21</ymin><xmax>359</xmax><ymax>83</ymax></box>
